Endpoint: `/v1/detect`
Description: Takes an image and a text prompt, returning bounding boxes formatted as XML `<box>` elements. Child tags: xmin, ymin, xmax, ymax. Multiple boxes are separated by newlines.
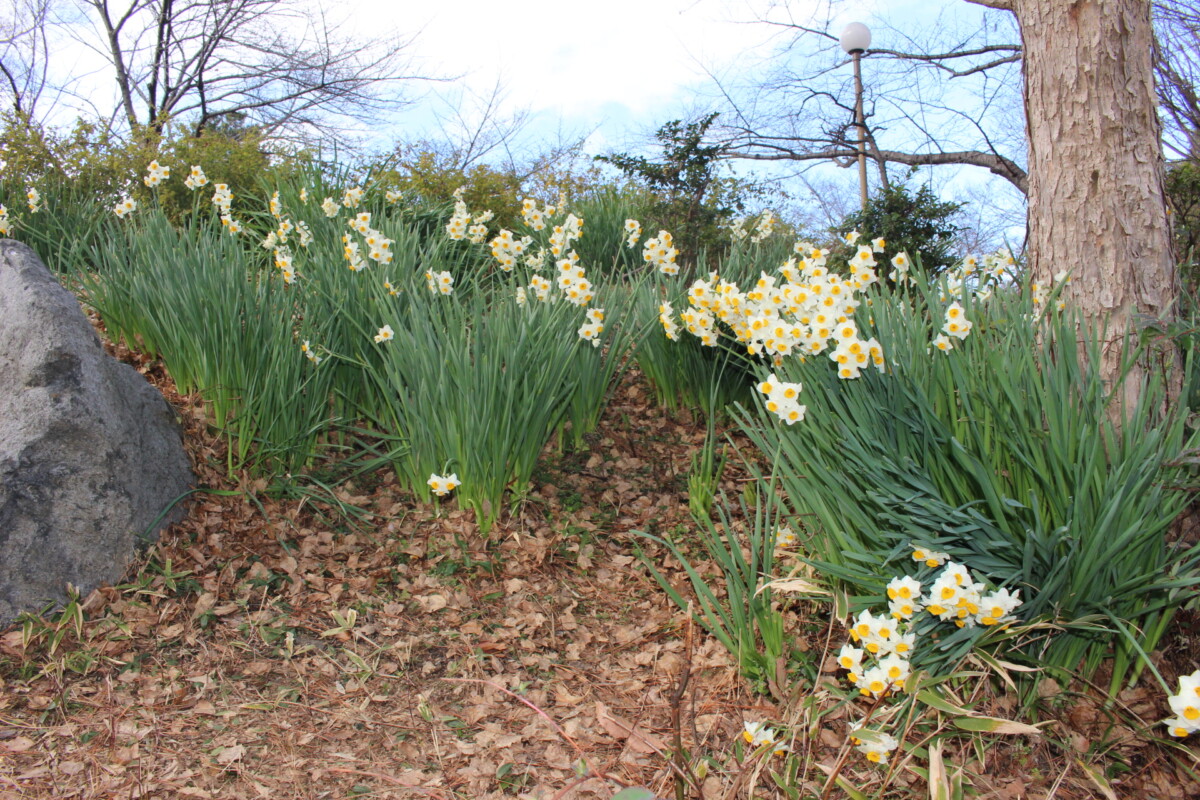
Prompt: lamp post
<box><xmin>840</xmin><ymin>22</ymin><xmax>871</xmax><ymax>212</ymax></box>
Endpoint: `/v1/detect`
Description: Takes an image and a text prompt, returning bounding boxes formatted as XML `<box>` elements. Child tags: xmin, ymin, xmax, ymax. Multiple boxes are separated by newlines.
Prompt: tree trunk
<box><xmin>1017</xmin><ymin>0</ymin><xmax>1178</xmax><ymax>410</ymax></box>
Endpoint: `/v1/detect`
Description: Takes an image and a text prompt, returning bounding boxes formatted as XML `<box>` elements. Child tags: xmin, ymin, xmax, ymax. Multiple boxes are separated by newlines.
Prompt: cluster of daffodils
<box><xmin>112</xmin><ymin>196</ymin><xmax>137</xmax><ymax>218</ymax></box>
<box><xmin>658</xmin><ymin>301</ymin><xmax>679</xmax><ymax>341</ymax></box>
<box><xmin>211</xmin><ymin>183</ymin><xmax>241</xmax><ymax>233</ymax></box>
<box><xmin>671</xmin><ymin>245</ymin><xmax>882</xmax><ymax>374</ymax></box>
<box><xmin>0</xmin><ymin>204</ymin><xmax>9</xmax><ymax>236</ymax></box>
<box><xmin>548</xmin><ymin>213</ymin><xmax>583</xmax><ymax>258</ymax></box>
<box><xmin>577</xmin><ymin>308</ymin><xmax>605</xmax><ymax>347</ymax></box>
<box><xmin>642</xmin><ymin>230</ymin><xmax>679</xmax><ymax>275</ymax></box>
<box><xmin>935</xmin><ymin>250</ymin><xmax>1019</xmax><ymax>304</ymax></box>
<box><xmin>143</xmin><ymin>160</ymin><xmax>169</xmax><ymax>187</ymax></box>
<box><xmin>623</xmin><ymin>219</ymin><xmax>641</xmax><ymax>248</ymax></box>
<box><xmin>1165</xmin><ymin>670</ymin><xmax>1200</xmax><ymax>738</ymax></box>
<box><xmin>446</xmin><ymin>188</ymin><xmax>493</xmax><ymax>243</ymax></box>
<box><xmin>521</xmin><ymin>197</ymin><xmax>555</xmax><ymax>231</ymax></box>
<box><xmin>751</xmin><ymin>210</ymin><xmax>777</xmax><ymax>243</ymax></box>
<box><xmin>843</xmin><ymin>230</ymin><xmax>885</xmax><ymax>251</ymax></box>
<box><xmin>906</xmin><ymin>550</ymin><xmax>1023</xmax><ymax>628</ymax></box>
<box><xmin>774</xmin><ymin>524</ymin><xmax>799</xmax><ymax>549</ymax></box>
<box><xmin>447</xmin><ymin>193</ymin><xmax>608</xmax><ymax>351</ymax></box>
<box><xmin>26</xmin><ymin>186</ymin><xmax>40</xmax><ymax>213</ymax></box>
<box><xmin>741</xmin><ymin>721</ymin><xmax>789</xmax><ymax>756</ymax></box>
<box><xmin>341</xmin><ymin>210</ymin><xmax>394</xmax><ymax>269</ymax></box>
<box><xmin>342</xmin><ymin>186</ymin><xmax>364</xmax><ymax>209</ymax></box>
<box><xmin>184</xmin><ymin>165</ymin><xmax>208</xmax><ymax>190</ymax></box>
<box><xmin>851</xmin><ymin>729</ymin><xmax>899</xmax><ymax>764</ymax></box>
<box><xmin>931</xmin><ymin>301</ymin><xmax>973</xmax><ymax>353</ymax></box>
<box><xmin>839</xmin><ymin>609</ymin><xmax>914</xmax><ymax>699</ymax></box>
<box><xmin>271</xmin><ymin>245</ymin><xmax>298</xmax><ymax>285</ymax></box>
<box><xmin>830</xmin><ymin>549</ymin><xmax>1023</xmax><ymax>765</ymax></box>
<box><xmin>729</xmin><ymin>210</ymin><xmax>778</xmax><ymax>243</ymax></box>
<box><xmin>425</xmin><ymin>270</ymin><xmax>454</xmax><ymax>295</ymax></box>
<box><xmin>553</xmin><ymin>252</ymin><xmax>595</xmax><ymax>307</ymax></box>
<box><xmin>427</xmin><ymin>473</ymin><xmax>461</xmax><ymax>497</ymax></box>
<box><xmin>489</xmin><ymin>229</ymin><xmax>533</xmax><ymax>271</ymax></box>
<box><xmin>757</xmin><ymin>373</ymin><xmax>806</xmax><ymax>425</ymax></box>
<box><xmin>1031</xmin><ymin>270</ymin><xmax>1071</xmax><ymax>311</ymax></box>
<box><xmin>321</xmin><ymin>196</ymin><xmax>340</xmax><ymax>218</ymax></box>
<box><xmin>261</xmin><ymin>195</ymin><xmax>316</xmax><ymax>283</ymax></box>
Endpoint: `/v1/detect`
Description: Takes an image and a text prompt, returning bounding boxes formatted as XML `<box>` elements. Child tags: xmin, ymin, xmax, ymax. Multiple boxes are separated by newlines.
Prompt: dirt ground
<box><xmin>2</xmin><ymin>341</ymin><xmax>1200</xmax><ymax>800</ymax></box>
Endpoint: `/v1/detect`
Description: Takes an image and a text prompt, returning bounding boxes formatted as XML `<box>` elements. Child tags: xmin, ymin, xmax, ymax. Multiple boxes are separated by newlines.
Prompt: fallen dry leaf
<box><xmin>215</xmin><ymin>744</ymin><xmax>246</xmax><ymax>765</ymax></box>
<box><xmin>595</xmin><ymin>701</ymin><xmax>666</xmax><ymax>755</ymax></box>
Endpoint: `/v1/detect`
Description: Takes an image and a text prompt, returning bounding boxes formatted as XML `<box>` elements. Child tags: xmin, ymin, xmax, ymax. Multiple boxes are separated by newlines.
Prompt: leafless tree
<box><xmin>714</xmin><ymin>0</ymin><xmax>1197</xmax><ymax>196</ymax></box>
<box><xmin>72</xmin><ymin>0</ymin><xmax>436</xmax><ymax>143</ymax></box>
<box><xmin>1154</xmin><ymin>0</ymin><xmax>1200</xmax><ymax>159</ymax></box>
<box><xmin>710</xmin><ymin>1</ymin><xmax>1029</xmax><ymax>193</ymax></box>
<box><xmin>393</xmin><ymin>77</ymin><xmax>594</xmax><ymax>190</ymax></box>
<box><xmin>0</xmin><ymin>0</ymin><xmax>52</xmax><ymax>119</ymax></box>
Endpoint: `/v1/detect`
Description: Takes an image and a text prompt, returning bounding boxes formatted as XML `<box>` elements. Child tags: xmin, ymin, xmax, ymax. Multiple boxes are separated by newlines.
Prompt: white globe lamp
<box><xmin>840</xmin><ymin>22</ymin><xmax>872</xmax><ymax>54</ymax></box>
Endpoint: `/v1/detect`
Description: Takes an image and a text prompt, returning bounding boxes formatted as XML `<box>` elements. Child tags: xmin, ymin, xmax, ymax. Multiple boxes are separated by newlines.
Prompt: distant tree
<box><xmin>1154</xmin><ymin>0</ymin><xmax>1200</xmax><ymax>160</ymax></box>
<box><xmin>835</xmin><ymin>180</ymin><xmax>964</xmax><ymax>276</ymax></box>
<box><xmin>0</xmin><ymin>0</ymin><xmax>50</xmax><ymax>119</ymax></box>
<box><xmin>71</xmin><ymin>0</ymin><xmax>432</xmax><ymax>144</ymax></box>
<box><xmin>597</xmin><ymin>112</ymin><xmax>737</xmax><ymax>266</ymax></box>
<box><xmin>1168</xmin><ymin>160</ymin><xmax>1200</xmax><ymax>276</ymax></box>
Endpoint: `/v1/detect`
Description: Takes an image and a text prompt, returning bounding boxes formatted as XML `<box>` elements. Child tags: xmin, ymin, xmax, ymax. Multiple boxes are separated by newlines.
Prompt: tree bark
<box><xmin>1016</xmin><ymin>0</ymin><xmax>1177</xmax><ymax>408</ymax></box>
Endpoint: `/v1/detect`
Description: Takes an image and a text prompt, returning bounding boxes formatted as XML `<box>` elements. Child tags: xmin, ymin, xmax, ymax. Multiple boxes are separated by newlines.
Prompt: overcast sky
<box><xmin>27</xmin><ymin>0</ymin><xmax>1025</xmax><ymax>245</ymax></box>
<box><xmin>362</xmin><ymin>0</ymin><xmax>844</xmax><ymax>153</ymax></box>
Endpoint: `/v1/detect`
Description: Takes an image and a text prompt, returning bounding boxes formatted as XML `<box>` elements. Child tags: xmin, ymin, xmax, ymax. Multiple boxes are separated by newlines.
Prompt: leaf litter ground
<box><xmin>1</xmin><ymin>337</ymin><xmax>1199</xmax><ymax>799</ymax></box>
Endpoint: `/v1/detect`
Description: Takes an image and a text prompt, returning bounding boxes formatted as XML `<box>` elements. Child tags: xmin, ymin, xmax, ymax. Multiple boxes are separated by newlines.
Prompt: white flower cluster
<box><xmin>577</xmin><ymin>308</ymin><xmax>605</xmax><ymax>347</ymax></box>
<box><xmin>757</xmin><ymin>373</ymin><xmax>806</xmax><ymax>425</ymax></box>
<box><xmin>548</xmin><ymin>213</ymin><xmax>582</xmax><ymax>258</ymax></box>
<box><xmin>210</xmin><ymin>183</ymin><xmax>241</xmax><ymax>233</ymax></box>
<box><xmin>554</xmin><ymin>252</ymin><xmax>594</xmax><ymax>307</ymax></box>
<box><xmin>342</xmin><ymin>186</ymin><xmax>364</xmax><ymax>208</ymax></box>
<box><xmin>741</xmin><ymin>721</ymin><xmax>789</xmax><ymax>755</ymax></box>
<box><xmin>658</xmin><ymin>301</ymin><xmax>679</xmax><ymax>341</ymax></box>
<box><xmin>489</xmin><ymin>229</ymin><xmax>533</xmax><ymax>272</ymax></box>
<box><xmin>342</xmin><ymin>211</ymin><xmax>394</xmax><ymax>268</ymax></box>
<box><xmin>750</xmin><ymin>210</ymin><xmax>776</xmax><ymax>243</ymax></box>
<box><xmin>112</xmin><ymin>196</ymin><xmax>136</xmax><ymax>218</ymax></box>
<box><xmin>642</xmin><ymin>230</ymin><xmax>679</xmax><ymax>275</ymax></box>
<box><xmin>905</xmin><ymin>550</ymin><xmax>1024</xmax><ymax>629</ymax></box>
<box><xmin>931</xmin><ymin>301</ymin><xmax>974</xmax><ymax>353</ymax></box>
<box><xmin>446</xmin><ymin>191</ymin><xmax>494</xmax><ymax>244</ymax></box>
<box><xmin>521</xmin><ymin>197</ymin><xmax>555</xmax><ymax>231</ymax></box>
<box><xmin>1165</xmin><ymin>671</ymin><xmax>1200</xmax><ymax>738</ymax></box>
<box><xmin>143</xmin><ymin>160</ymin><xmax>169</xmax><ymax>188</ymax></box>
<box><xmin>427</xmin><ymin>473</ymin><xmax>461</xmax><ymax>497</ymax></box>
<box><xmin>184</xmin><ymin>165</ymin><xmax>208</xmax><ymax>190</ymax></box>
<box><xmin>425</xmin><ymin>270</ymin><xmax>454</xmax><ymax>295</ymax></box>
<box><xmin>662</xmin><ymin>237</ymin><xmax>882</xmax><ymax>371</ymax></box>
<box><xmin>623</xmin><ymin>218</ymin><xmax>641</xmax><ymax>248</ymax></box>
<box><xmin>833</xmin><ymin>549</ymin><xmax>1024</xmax><ymax>766</ymax></box>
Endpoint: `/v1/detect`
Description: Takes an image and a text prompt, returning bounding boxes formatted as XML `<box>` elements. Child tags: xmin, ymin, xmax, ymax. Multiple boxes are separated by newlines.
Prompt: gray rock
<box><xmin>0</xmin><ymin>240</ymin><xmax>193</xmax><ymax>626</ymax></box>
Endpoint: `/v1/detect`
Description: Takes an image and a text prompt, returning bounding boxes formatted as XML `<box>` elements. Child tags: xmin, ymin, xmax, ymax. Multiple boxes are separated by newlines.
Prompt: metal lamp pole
<box><xmin>840</xmin><ymin>22</ymin><xmax>872</xmax><ymax>212</ymax></box>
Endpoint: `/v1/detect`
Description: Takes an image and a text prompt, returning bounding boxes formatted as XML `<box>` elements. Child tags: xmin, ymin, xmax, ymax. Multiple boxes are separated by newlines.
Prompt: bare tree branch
<box><xmin>703</xmin><ymin>2</ymin><xmax>1027</xmax><ymax>194</ymax></box>
<box><xmin>71</xmin><ymin>0</ymin><xmax>441</xmax><ymax>145</ymax></box>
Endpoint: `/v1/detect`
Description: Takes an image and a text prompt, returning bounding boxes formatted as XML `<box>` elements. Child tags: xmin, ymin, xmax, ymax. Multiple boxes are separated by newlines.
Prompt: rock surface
<box><xmin>0</xmin><ymin>240</ymin><xmax>193</xmax><ymax>626</ymax></box>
